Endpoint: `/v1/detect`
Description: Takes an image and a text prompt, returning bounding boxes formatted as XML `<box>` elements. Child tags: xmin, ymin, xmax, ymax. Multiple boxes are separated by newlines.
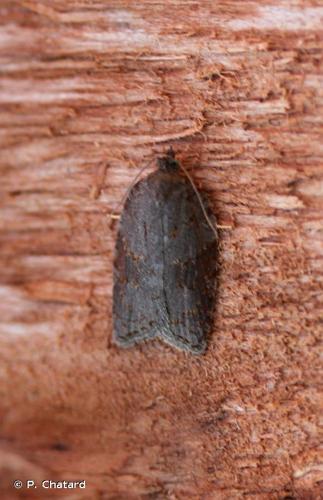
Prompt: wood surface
<box><xmin>0</xmin><ymin>1</ymin><xmax>322</xmax><ymax>499</ymax></box>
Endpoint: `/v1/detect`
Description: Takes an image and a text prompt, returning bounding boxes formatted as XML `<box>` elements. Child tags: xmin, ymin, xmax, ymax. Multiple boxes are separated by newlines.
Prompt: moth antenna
<box><xmin>179</xmin><ymin>162</ymin><xmax>218</xmax><ymax>238</ymax></box>
<box><xmin>110</xmin><ymin>158</ymin><xmax>154</xmax><ymax>223</ymax></box>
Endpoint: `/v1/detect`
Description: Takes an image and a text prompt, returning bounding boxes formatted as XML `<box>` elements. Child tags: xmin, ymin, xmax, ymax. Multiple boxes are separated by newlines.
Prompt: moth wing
<box><xmin>113</xmin><ymin>232</ymin><xmax>161</xmax><ymax>346</ymax></box>
<box><xmin>113</xmin><ymin>178</ymin><xmax>163</xmax><ymax>347</ymax></box>
<box><xmin>158</xmin><ymin>183</ymin><xmax>218</xmax><ymax>354</ymax></box>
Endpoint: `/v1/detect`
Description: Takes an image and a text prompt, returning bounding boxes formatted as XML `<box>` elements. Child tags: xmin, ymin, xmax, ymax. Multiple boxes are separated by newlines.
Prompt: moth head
<box><xmin>157</xmin><ymin>147</ymin><xmax>179</xmax><ymax>172</ymax></box>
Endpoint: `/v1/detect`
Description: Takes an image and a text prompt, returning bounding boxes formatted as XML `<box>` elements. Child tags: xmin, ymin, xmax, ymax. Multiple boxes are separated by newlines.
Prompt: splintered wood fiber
<box><xmin>0</xmin><ymin>1</ymin><xmax>322</xmax><ymax>499</ymax></box>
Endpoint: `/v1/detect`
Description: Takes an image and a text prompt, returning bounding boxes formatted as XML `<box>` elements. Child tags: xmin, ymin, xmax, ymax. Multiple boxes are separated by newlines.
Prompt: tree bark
<box><xmin>0</xmin><ymin>1</ymin><xmax>322</xmax><ymax>499</ymax></box>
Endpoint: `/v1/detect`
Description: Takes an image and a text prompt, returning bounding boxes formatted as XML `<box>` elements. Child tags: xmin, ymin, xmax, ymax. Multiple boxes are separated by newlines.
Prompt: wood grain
<box><xmin>0</xmin><ymin>1</ymin><xmax>322</xmax><ymax>499</ymax></box>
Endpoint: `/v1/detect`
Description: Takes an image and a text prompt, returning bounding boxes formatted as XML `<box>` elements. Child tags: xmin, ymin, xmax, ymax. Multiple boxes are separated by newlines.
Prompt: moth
<box><xmin>113</xmin><ymin>149</ymin><xmax>218</xmax><ymax>354</ymax></box>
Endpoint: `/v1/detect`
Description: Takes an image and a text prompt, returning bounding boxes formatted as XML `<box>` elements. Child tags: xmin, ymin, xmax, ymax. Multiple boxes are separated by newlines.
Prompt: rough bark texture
<box><xmin>0</xmin><ymin>1</ymin><xmax>322</xmax><ymax>499</ymax></box>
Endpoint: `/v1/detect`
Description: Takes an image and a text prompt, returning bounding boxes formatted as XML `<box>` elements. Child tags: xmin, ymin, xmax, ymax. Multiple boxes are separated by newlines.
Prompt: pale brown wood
<box><xmin>0</xmin><ymin>1</ymin><xmax>322</xmax><ymax>499</ymax></box>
